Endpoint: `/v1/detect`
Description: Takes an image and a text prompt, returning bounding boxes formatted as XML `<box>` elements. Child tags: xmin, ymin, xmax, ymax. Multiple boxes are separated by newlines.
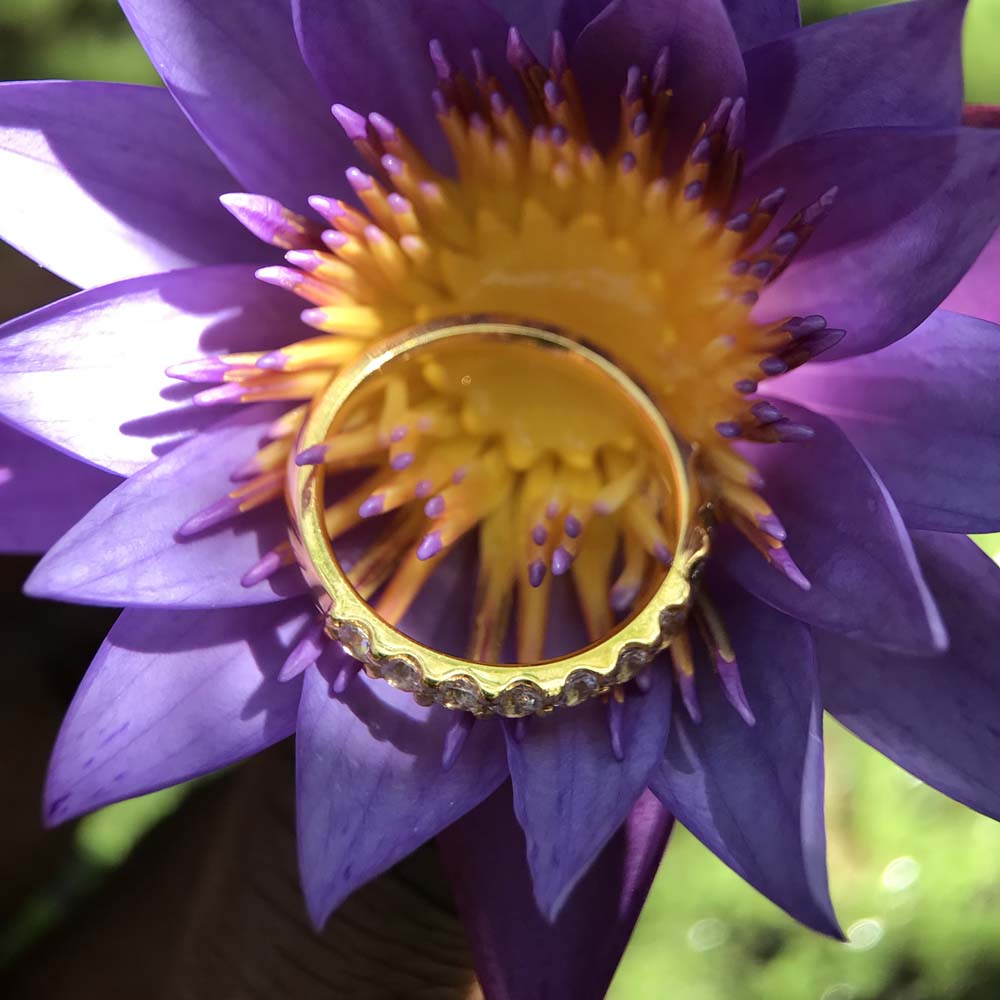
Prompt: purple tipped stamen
<box><xmin>424</xmin><ymin>495</ymin><xmax>446</xmax><ymax>518</ymax></box>
<box><xmin>654</xmin><ymin>542</ymin><xmax>673</xmax><ymax>567</ymax></box>
<box><xmin>192</xmin><ymin>382</ymin><xmax>245</xmax><ymax>407</ymax></box>
<box><xmin>219</xmin><ymin>193</ymin><xmax>318</xmax><ymax>250</ymax></box>
<box><xmin>165</xmin><ymin>357</ymin><xmax>232</xmax><ymax>384</ymax></box>
<box><xmin>279</xmin><ymin>621</ymin><xmax>326</xmax><ymax>682</ymax></box>
<box><xmin>332</xmin><ymin>658</ymin><xmax>361</xmax><ymax>695</ymax></box>
<box><xmin>241</xmin><ymin>549</ymin><xmax>285</xmax><ymax>588</ymax></box>
<box><xmin>177</xmin><ymin>495</ymin><xmax>240</xmax><ymax>538</ymax></box>
<box><xmin>417</xmin><ymin>531</ymin><xmax>444</xmax><ymax>561</ymax></box>
<box><xmin>551</xmin><ymin>546</ymin><xmax>574</xmax><ymax>576</ymax></box>
<box><xmin>715</xmin><ymin>654</ymin><xmax>756</xmax><ymax>726</ymax></box>
<box><xmin>359</xmin><ymin>494</ymin><xmax>386</xmax><ymax>518</ymax></box>
<box><xmin>296</xmin><ymin>443</ymin><xmax>328</xmax><ymax>466</ymax></box>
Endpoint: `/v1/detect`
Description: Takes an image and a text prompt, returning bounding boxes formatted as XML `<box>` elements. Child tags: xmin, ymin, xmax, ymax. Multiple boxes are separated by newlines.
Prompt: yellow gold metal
<box><xmin>289</xmin><ymin>318</ymin><xmax>709</xmax><ymax>717</ymax></box>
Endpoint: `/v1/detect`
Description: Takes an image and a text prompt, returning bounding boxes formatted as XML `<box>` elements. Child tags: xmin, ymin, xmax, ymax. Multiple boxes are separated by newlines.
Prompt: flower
<box><xmin>2</xmin><ymin>0</ymin><xmax>1000</xmax><ymax>995</ymax></box>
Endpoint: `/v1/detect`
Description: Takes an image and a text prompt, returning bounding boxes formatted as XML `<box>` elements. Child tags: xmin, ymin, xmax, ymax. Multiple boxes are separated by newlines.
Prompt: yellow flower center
<box><xmin>170</xmin><ymin>30</ymin><xmax>839</xmax><ymax>696</ymax></box>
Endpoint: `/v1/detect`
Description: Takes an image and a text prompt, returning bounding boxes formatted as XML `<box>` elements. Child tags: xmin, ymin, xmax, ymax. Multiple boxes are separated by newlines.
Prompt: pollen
<box><xmin>170</xmin><ymin>28</ymin><xmax>844</xmax><ymax>683</ymax></box>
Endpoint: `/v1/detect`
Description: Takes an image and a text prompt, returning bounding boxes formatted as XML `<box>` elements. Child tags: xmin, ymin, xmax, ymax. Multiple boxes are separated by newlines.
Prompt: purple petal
<box><xmin>943</xmin><ymin>227</ymin><xmax>1000</xmax><ymax>324</ymax></box>
<box><xmin>295</xmin><ymin>667</ymin><xmax>507</xmax><ymax>926</ymax></box>
<box><xmin>504</xmin><ymin>670</ymin><xmax>670</xmax><ymax>918</ymax></box>
<box><xmin>745</xmin><ymin>127</ymin><xmax>1000</xmax><ymax>361</ymax></box>
<box><xmin>0</xmin><ymin>265</ymin><xmax>301</xmax><ymax>475</ymax></box>
<box><xmin>650</xmin><ymin>580</ymin><xmax>840</xmax><ymax>936</ymax></box>
<box><xmin>556</xmin><ymin>0</ymin><xmax>616</xmax><ymax>45</ymax></box>
<box><xmin>0</xmin><ymin>81</ymin><xmax>260</xmax><ymax>288</ymax></box>
<box><xmin>745</xmin><ymin>0</ymin><xmax>967</xmax><ymax>165</ymax></box>
<box><xmin>0</xmin><ymin>421</ymin><xmax>118</xmax><ymax>553</ymax></box>
<box><xmin>440</xmin><ymin>783</ymin><xmax>672</xmax><ymax>1000</ymax></box>
<box><xmin>571</xmin><ymin>0</ymin><xmax>746</xmax><ymax>151</ymax></box>
<box><xmin>121</xmin><ymin>0</ymin><xmax>351</xmax><ymax>209</ymax></box>
<box><xmin>722</xmin><ymin>0</ymin><xmax>799</xmax><ymax>50</ymax></box>
<box><xmin>44</xmin><ymin>598</ymin><xmax>312</xmax><ymax>826</ymax></box>
<box><xmin>723</xmin><ymin>400</ymin><xmax>946</xmax><ymax>654</ymax></box>
<box><xmin>819</xmin><ymin>532</ymin><xmax>1000</xmax><ymax>822</ymax></box>
<box><xmin>775</xmin><ymin>310</ymin><xmax>1000</xmax><ymax>533</ymax></box>
<box><xmin>293</xmin><ymin>0</ymin><xmax>517</xmax><ymax>176</ymax></box>
<box><xmin>26</xmin><ymin>405</ymin><xmax>305</xmax><ymax>609</ymax></box>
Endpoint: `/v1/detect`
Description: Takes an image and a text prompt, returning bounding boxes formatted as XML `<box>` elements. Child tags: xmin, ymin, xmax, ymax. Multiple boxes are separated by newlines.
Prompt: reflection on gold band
<box><xmin>289</xmin><ymin>319</ymin><xmax>710</xmax><ymax>717</ymax></box>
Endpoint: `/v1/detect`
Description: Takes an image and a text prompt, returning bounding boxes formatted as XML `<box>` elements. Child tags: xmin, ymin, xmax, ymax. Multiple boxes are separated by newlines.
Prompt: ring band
<box><xmin>289</xmin><ymin>319</ymin><xmax>710</xmax><ymax>717</ymax></box>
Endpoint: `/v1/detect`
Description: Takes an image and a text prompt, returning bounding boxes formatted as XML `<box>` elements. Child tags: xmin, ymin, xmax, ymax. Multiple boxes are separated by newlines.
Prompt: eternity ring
<box><xmin>288</xmin><ymin>319</ymin><xmax>711</xmax><ymax>717</ymax></box>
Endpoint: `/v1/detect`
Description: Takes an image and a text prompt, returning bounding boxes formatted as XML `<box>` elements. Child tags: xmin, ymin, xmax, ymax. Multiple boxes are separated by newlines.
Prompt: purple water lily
<box><xmin>3</xmin><ymin>0</ymin><xmax>1000</xmax><ymax>996</ymax></box>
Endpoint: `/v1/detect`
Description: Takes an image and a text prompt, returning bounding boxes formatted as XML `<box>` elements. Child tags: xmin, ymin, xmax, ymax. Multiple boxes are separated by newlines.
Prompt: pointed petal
<box><xmin>943</xmin><ymin>226</ymin><xmax>1000</xmax><ymax>324</ymax></box>
<box><xmin>0</xmin><ymin>264</ymin><xmax>302</xmax><ymax>475</ymax></box>
<box><xmin>440</xmin><ymin>783</ymin><xmax>672</xmax><ymax>1000</ymax></box>
<box><xmin>44</xmin><ymin>598</ymin><xmax>311</xmax><ymax>825</ymax></box>
<box><xmin>820</xmin><ymin>532</ymin><xmax>1000</xmax><ymax>822</ymax></box>
<box><xmin>120</xmin><ymin>0</ymin><xmax>351</xmax><ymax>209</ymax></box>
<box><xmin>776</xmin><ymin>310</ymin><xmax>1000</xmax><ymax>533</ymax></box>
<box><xmin>744</xmin><ymin>127</ymin><xmax>1000</xmax><ymax>360</ymax></box>
<box><xmin>296</xmin><ymin>667</ymin><xmax>507</xmax><ymax>926</ymax></box>
<box><xmin>0</xmin><ymin>422</ymin><xmax>118</xmax><ymax>553</ymax></box>
<box><xmin>724</xmin><ymin>400</ymin><xmax>945</xmax><ymax>654</ymax></box>
<box><xmin>556</xmin><ymin>0</ymin><xmax>615</xmax><ymax>45</ymax></box>
<box><xmin>650</xmin><ymin>581</ymin><xmax>840</xmax><ymax>936</ymax></box>
<box><xmin>571</xmin><ymin>0</ymin><xmax>746</xmax><ymax>151</ymax></box>
<box><xmin>0</xmin><ymin>81</ymin><xmax>260</xmax><ymax>288</ymax></box>
<box><xmin>722</xmin><ymin>0</ymin><xmax>799</xmax><ymax>50</ymax></box>
<box><xmin>26</xmin><ymin>405</ymin><xmax>305</xmax><ymax>609</ymax></box>
<box><xmin>293</xmin><ymin>0</ymin><xmax>516</xmax><ymax>176</ymax></box>
<box><xmin>504</xmin><ymin>670</ymin><xmax>671</xmax><ymax>918</ymax></box>
<box><xmin>746</xmin><ymin>0</ymin><xmax>967</xmax><ymax>165</ymax></box>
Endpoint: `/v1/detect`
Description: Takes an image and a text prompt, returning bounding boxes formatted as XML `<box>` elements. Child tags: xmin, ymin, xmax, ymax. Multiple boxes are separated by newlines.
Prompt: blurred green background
<box><xmin>1</xmin><ymin>1</ymin><xmax>999</xmax><ymax>998</ymax></box>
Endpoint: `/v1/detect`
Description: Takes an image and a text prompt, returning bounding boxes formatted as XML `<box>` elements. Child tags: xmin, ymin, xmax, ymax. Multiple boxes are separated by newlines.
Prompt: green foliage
<box><xmin>612</xmin><ymin>723</ymin><xmax>1000</xmax><ymax>1000</ymax></box>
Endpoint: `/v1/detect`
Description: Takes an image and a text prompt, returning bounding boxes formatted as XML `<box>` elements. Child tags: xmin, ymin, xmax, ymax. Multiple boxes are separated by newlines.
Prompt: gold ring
<box><xmin>288</xmin><ymin>319</ymin><xmax>710</xmax><ymax>717</ymax></box>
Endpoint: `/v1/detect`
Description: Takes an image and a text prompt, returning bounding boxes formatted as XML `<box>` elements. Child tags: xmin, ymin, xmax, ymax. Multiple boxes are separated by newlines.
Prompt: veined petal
<box><xmin>44</xmin><ymin>599</ymin><xmax>311</xmax><ymax>825</ymax></box>
<box><xmin>26</xmin><ymin>406</ymin><xmax>305</xmax><ymax>609</ymax></box>
<box><xmin>745</xmin><ymin>127</ymin><xmax>1000</xmax><ymax>360</ymax></box>
<box><xmin>0</xmin><ymin>265</ymin><xmax>302</xmax><ymax>475</ymax></box>
<box><xmin>120</xmin><ymin>0</ymin><xmax>351</xmax><ymax>209</ymax></box>
<box><xmin>505</xmin><ymin>668</ymin><xmax>671</xmax><ymax>919</ymax></box>
<box><xmin>0</xmin><ymin>81</ymin><xmax>260</xmax><ymax>288</ymax></box>
<box><xmin>722</xmin><ymin>0</ymin><xmax>799</xmax><ymax>50</ymax></box>
<box><xmin>296</xmin><ymin>667</ymin><xmax>507</xmax><ymax>927</ymax></box>
<box><xmin>776</xmin><ymin>311</ymin><xmax>1000</xmax><ymax>533</ymax></box>
<box><xmin>293</xmin><ymin>0</ymin><xmax>516</xmax><ymax>176</ymax></box>
<box><xmin>0</xmin><ymin>421</ymin><xmax>118</xmax><ymax>554</ymax></box>
<box><xmin>723</xmin><ymin>400</ymin><xmax>946</xmax><ymax>654</ymax></box>
<box><xmin>441</xmin><ymin>783</ymin><xmax>672</xmax><ymax>1000</ymax></box>
<box><xmin>942</xmin><ymin>226</ymin><xmax>1000</xmax><ymax>324</ymax></box>
<box><xmin>650</xmin><ymin>582</ymin><xmax>840</xmax><ymax>937</ymax></box>
<box><xmin>819</xmin><ymin>532</ymin><xmax>1000</xmax><ymax>822</ymax></box>
<box><xmin>745</xmin><ymin>0</ymin><xmax>967</xmax><ymax>165</ymax></box>
<box><xmin>571</xmin><ymin>0</ymin><xmax>747</xmax><ymax>151</ymax></box>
